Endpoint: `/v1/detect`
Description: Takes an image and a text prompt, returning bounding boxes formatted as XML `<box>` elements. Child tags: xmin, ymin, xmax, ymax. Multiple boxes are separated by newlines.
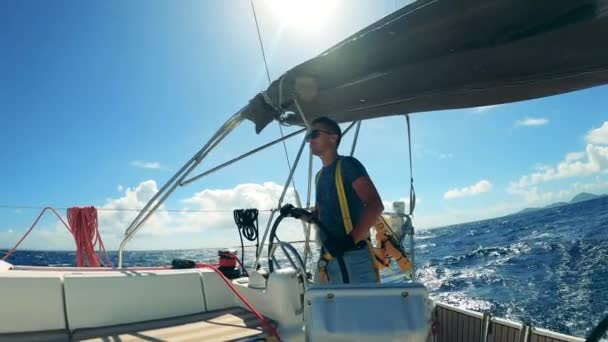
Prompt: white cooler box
<box><xmin>304</xmin><ymin>282</ymin><xmax>432</xmax><ymax>342</ymax></box>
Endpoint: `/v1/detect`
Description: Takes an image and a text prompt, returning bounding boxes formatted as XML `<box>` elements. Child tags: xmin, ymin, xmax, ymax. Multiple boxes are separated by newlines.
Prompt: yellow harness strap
<box><xmin>315</xmin><ymin>158</ymin><xmax>412</xmax><ymax>283</ymax></box>
<box><xmin>335</xmin><ymin>159</ymin><xmax>353</xmax><ymax>234</ymax></box>
<box><xmin>317</xmin><ymin>158</ymin><xmax>380</xmax><ymax>283</ymax></box>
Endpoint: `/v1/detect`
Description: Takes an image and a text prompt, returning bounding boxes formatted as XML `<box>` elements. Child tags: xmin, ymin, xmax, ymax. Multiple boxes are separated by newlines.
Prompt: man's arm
<box><xmin>350</xmin><ymin>176</ymin><xmax>384</xmax><ymax>243</ymax></box>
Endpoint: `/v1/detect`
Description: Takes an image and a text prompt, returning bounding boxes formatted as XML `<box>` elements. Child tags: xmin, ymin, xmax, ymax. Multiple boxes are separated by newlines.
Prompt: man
<box><xmin>302</xmin><ymin>116</ymin><xmax>384</xmax><ymax>284</ymax></box>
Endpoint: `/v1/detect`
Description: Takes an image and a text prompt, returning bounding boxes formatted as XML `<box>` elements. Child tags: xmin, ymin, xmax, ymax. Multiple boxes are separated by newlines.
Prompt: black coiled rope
<box><xmin>233</xmin><ymin>209</ymin><xmax>259</xmax><ymax>275</ymax></box>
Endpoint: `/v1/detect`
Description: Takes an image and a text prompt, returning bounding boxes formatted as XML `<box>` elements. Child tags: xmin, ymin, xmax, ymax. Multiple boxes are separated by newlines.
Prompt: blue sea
<box><xmin>3</xmin><ymin>196</ymin><xmax>607</xmax><ymax>339</ymax></box>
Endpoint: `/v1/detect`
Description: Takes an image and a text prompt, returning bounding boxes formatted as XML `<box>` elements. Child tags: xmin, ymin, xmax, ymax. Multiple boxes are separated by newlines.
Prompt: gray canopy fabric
<box><xmin>241</xmin><ymin>0</ymin><xmax>608</xmax><ymax>133</ymax></box>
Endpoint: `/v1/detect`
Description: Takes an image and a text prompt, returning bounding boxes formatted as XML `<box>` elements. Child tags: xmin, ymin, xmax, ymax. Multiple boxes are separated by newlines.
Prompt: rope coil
<box><xmin>67</xmin><ymin>207</ymin><xmax>112</xmax><ymax>267</ymax></box>
<box><xmin>2</xmin><ymin>206</ymin><xmax>112</xmax><ymax>268</ymax></box>
<box><xmin>233</xmin><ymin>209</ymin><xmax>259</xmax><ymax>242</ymax></box>
<box><xmin>233</xmin><ymin>209</ymin><xmax>260</xmax><ymax>274</ymax></box>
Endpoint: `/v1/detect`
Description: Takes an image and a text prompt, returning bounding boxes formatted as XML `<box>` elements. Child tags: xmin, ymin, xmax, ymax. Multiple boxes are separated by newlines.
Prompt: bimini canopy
<box><xmin>242</xmin><ymin>0</ymin><xmax>608</xmax><ymax>133</ymax></box>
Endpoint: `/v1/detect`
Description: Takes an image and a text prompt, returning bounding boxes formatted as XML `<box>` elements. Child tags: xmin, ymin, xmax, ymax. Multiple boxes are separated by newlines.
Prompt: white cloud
<box><xmin>586</xmin><ymin>121</ymin><xmax>608</xmax><ymax>144</ymax></box>
<box><xmin>130</xmin><ymin>160</ymin><xmax>162</xmax><ymax>169</ymax></box>
<box><xmin>508</xmin><ymin>121</ymin><xmax>608</xmax><ymax>202</ymax></box>
<box><xmin>509</xmin><ymin>144</ymin><xmax>608</xmax><ymax>192</ymax></box>
<box><xmin>533</xmin><ymin>163</ymin><xmax>552</xmax><ymax>172</ymax></box>
<box><xmin>0</xmin><ymin>180</ymin><xmax>311</xmax><ymax>251</ymax></box>
<box><xmin>571</xmin><ymin>176</ymin><xmax>608</xmax><ymax>194</ymax></box>
<box><xmin>444</xmin><ymin>180</ymin><xmax>492</xmax><ymax>200</ymax></box>
<box><xmin>117</xmin><ymin>185</ymin><xmax>124</xmax><ymax>192</ymax></box>
<box><xmin>48</xmin><ymin>181</ymin><xmax>307</xmax><ymax>250</ymax></box>
<box><xmin>507</xmin><ymin>186</ymin><xmax>557</xmax><ymax>205</ymax></box>
<box><xmin>0</xmin><ymin>181</ymin><xmax>169</xmax><ymax>251</ymax></box>
<box><xmin>506</xmin><ymin>175</ymin><xmax>608</xmax><ymax>209</ymax></box>
<box><xmin>98</xmin><ymin>180</ymin><xmax>170</xmax><ymax>237</ymax></box>
<box><xmin>565</xmin><ymin>152</ymin><xmax>585</xmax><ymax>163</ymax></box>
<box><xmin>515</xmin><ymin>117</ymin><xmax>549</xmax><ymax>127</ymax></box>
<box><xmin>176</xmin><ymin>182</ymin><xmax>306</xmax><ymax>241</ymax></box>
<box><xmin>473</xmin><ymin>105</ymin><xmax>499</xmax><ymax>113</ymax></box>
<box><xmin>0</xmin><ymin>222</ymin><xmax>78</xmax><ymax>251</ymax></box>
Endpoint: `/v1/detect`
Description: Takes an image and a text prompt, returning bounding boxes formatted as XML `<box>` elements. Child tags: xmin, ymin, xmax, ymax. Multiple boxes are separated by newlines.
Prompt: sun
<box><xmin>265</xmin><ymin>0</ymin><xmax>339</xmax><ymax>31</ymax></box>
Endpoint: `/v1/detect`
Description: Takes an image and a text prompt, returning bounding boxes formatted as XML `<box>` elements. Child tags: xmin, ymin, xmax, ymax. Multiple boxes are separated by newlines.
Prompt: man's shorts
<box><xmin>317</xmin><ymin>245</ymin><xmax>379</xmax><ymax>284</ymax></box>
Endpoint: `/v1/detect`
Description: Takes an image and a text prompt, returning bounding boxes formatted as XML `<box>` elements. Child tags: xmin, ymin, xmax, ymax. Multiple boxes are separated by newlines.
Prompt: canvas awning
<box><xmin>242</xmin><ymin>0</ymin><xmax>608</xmax><ymax>133</ymax></box>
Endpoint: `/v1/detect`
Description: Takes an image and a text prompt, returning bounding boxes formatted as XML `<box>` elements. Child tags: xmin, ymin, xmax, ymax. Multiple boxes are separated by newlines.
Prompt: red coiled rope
<box><xmin>66</xmin><ymin>207</ymin><xmax>112</xmax><ymax>267</ymax></box>
<box><xmin>2</xmin><ymin>206</ymin><xmax>112</xmax><ymax>268</ymax></box>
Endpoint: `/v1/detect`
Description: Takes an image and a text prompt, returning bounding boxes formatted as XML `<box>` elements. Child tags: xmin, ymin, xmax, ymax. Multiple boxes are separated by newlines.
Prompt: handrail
<box><xmin>181</xmin><ymin>128</ymin><xmax>306</xmax><ymax>186</ymax></box>
<box><xmin>118</xmin><ymin>111</ymin><xmax>244</xmax><ymax>267</ymax></box>
<box><xmin>434</xmin><ymin>301</ymin><xmax>585</xmax><ymax>342</ymax></box>
<box><xmin>2</xmin><ymin>207</ymin><xmax>72</xmax><ymax>261</ymax></box>
<box><xmin>254</xmin><ymin>136</ymin><xmax>308</xmax><ymax>269</ymax></box>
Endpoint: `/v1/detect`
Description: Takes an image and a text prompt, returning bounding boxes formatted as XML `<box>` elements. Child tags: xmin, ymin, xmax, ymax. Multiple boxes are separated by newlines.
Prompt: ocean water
<box><xmin>3</xmin><ymin>196</ymin><xmax>607</xmax><ymax>339</ymax></box>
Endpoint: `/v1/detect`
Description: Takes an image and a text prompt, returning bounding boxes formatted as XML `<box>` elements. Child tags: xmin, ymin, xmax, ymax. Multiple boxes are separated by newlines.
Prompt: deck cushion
<box><xmin>64</xmin><ymin>270</ymin><xmax>206</xmax><ymax>330</ymax></box>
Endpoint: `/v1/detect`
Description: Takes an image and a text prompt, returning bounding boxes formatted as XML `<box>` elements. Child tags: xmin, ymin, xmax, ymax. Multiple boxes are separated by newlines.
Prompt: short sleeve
<box><xmin>340</xmin><ymin>156</ymin><xmax>368</xmax><ymax>185</ymax></box>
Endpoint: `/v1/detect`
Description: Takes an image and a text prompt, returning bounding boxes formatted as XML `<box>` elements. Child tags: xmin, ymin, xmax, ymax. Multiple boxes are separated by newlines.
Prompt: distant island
<box><xmin>517</xmin><ymin>192</ymin><xmax>607</xmax><ymax>214</ymax></box>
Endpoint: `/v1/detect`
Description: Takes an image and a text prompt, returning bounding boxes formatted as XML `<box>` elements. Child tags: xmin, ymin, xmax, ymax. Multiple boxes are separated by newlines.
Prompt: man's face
<box><xmin>306</xmin><ymin>124</ymin><xmax>338</xmax><ymax>156</ymax></box>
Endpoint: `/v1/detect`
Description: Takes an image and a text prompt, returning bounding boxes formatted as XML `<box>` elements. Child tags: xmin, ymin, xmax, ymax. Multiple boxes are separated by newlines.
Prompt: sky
<box><xmin>1</xmin><ymin>0</ymin><xmax>607</xmax><ymax>251</ymax></box>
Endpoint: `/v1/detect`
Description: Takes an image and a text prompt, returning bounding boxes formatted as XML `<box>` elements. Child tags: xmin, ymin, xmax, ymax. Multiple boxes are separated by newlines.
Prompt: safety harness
<box><xmin>315</xmin><ymin>157</ymin><xmax>412</xmax><ymax>284</ymax></box>
<box><xmin>372</xmin><ymin>216</ymin><xmax>413</xmax><ymax>273</ymax></box>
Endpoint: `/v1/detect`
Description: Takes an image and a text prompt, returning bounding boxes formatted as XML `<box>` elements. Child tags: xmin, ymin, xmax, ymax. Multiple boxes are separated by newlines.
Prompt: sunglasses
<box><xmin>306</xmin><ymin>129</ymin><xmax>335</xmax><ymax>140</ymax></box>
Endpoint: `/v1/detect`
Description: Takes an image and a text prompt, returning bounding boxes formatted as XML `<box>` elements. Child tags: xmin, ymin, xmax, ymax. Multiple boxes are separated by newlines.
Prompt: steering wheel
<box><xmin>586</xmin><ymin>314</ymin><xmax>608</xmax><ymax>342</ymax></box>
<box><xmin>267</xmin><ymin>206</ymin><xmax>309</xmax><ymax>277</ymax></box>
<box><xmin>265</xmin><ymin>208</ymin><xmax>311</xmax><ymax>294</ymax></box>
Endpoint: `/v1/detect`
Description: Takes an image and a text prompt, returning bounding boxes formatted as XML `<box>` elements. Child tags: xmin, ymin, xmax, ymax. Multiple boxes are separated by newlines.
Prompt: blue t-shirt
<box><xmin>315</xmin><ymin>156</ymin><xmax>368</xmax><ymax>240</ymax></box>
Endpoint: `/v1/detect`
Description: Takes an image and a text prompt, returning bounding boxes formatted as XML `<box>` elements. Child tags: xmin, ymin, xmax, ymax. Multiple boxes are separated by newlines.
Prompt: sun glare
<box><xmin>265</xmin><ymin>0</ymin><xmax>339</xmax><ymax>31</ymax></box>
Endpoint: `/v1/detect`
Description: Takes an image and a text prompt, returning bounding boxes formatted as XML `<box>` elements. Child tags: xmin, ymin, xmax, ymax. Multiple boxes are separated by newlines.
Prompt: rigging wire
<box><xmin>250</xmin><ymin>0</ymin><xmax>272</xmax><ymax>85</ymax></box>
<box><xmin>0</xmin><ymin>205</ymin><xmax>272</xmax><ymax>213</ymax></box>
<box><xmin>250</xmin><ymin>0</ymin><xmax>300</xmax><ymax>198</ymax></box>
<box><xmin>406</xmin><ymin>114</ymin><xmax>416</xmax><ymax>216</ymax></box>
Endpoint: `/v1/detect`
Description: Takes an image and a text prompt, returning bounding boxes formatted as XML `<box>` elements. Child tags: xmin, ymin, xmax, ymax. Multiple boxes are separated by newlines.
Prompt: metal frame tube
<box><xmin>254</xmin><ymin>209</ymin><xmax>277</xmax><ymax>270</ymax></box>
<box><xmin>342</xmin><ymin>121</ymin><xmax>358</xmax><ymax>135</ymax></box>
<box><xmin>277</xmin><ymin>136</ymin><xmax>307</xmax><ymax>206</ymax></box>
<box><xmin>118</xmin><ymin>111</ymin><xmax>244</xmax><ymax>267</ymax></box>
<box><xmin>293</xmin><ymin>98</ymin><xmax>311</xmax><ymax>130</ymax></box>
<box><xmin>126</xmin><ymin>115</ymin><xmax>240</xmax><ymax>238</ymax></box>
<box><xmin>306</xmin><ymin>149</ymin><xmax>313</xmax><ymax>210</ymax></box>
<box><xmin>254</xmin><ymin>135</ymin><xmax>308</xmax><ymax>268</ymax></box>
<box><xmin>181</xmin><ymin>128</ymin><xmax>306</xmax><ymax>186</ymax></box>
<box><xmin>303</xmin><ymin>147</ymin><xmax>314</xmax><ymax>266</ymax></box>
<box><xmin>350</xmin><ymin>121</ymin><xmax>362</xmax><ymax>157</ymax></box>
<box><xmin>409</xmin><ymin>233</ymin><xmax>416</xmax><ymax>280</ymax></box>
<box><xmin>293</xmin><ymin>191</ymin><xmax>311</xmax><ymax>273</ymax></box>
<box><xmin>123</xmin><ymin>111</ymin><xmax>242</xmax><ymax>239</ymax></box>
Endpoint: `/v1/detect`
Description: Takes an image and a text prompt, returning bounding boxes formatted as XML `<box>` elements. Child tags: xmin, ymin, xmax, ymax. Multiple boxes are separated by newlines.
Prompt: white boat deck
<box><xmin>0</xmin><ymin>267</ymin><xmax>587</xmax><ymax>342</ymax></box>
<box><xmin>73</xmin><ymin>307</ymin><xmax>268</xmax><ymax>342</ymax></box>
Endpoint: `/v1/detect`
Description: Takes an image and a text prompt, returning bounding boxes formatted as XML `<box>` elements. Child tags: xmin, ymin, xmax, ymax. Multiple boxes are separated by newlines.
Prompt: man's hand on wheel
<box><xmin>280</xmin><ymin>204</ymin><xmax>312</xmax><ymax>221</ymax></box>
